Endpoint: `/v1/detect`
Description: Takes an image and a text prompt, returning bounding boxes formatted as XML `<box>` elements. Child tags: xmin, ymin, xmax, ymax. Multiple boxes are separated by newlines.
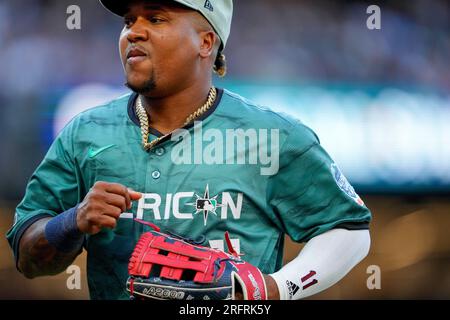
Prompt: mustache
<box><xmin>125</xmin><ymin>44</ymin><xmax>149</xmax><ymax>58</ymax></box>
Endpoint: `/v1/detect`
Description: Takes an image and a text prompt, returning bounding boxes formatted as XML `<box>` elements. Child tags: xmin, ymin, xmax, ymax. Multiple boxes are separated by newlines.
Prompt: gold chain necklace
<box><xmin>135</xmin><ymin>87</ymin><xmax>217</xmax><ymax>151</ymax></box>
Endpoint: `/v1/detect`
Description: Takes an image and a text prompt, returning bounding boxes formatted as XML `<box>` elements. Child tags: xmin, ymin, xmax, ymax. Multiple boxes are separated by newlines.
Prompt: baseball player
<box><xmin>6</xmin><ymin>0</ymin><xmax>371</xmax><ymax>300</ymax></box>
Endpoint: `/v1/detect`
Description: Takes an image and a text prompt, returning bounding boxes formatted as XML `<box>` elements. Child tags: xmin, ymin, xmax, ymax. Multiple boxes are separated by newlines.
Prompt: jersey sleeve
<box><xmin>6</xmin><ymin>119</ymin><xmax>82</xmax><ymax>265</ymax></box>
<box><xmin>267</xmin><ymin>121</ymin><xmax>372</xmax><ymax>243</ymax></box>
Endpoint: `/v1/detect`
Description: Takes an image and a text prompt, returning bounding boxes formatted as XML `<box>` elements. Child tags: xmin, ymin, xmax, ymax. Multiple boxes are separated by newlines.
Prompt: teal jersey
<box><xmin>6</xmin><ymin>88</ymin><xmax>371</xmax><ymax>299</ymax></box>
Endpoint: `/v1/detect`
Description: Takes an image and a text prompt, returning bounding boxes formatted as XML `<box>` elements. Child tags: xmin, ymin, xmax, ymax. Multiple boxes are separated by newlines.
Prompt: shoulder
<box><xmin>219</xmin><ymin>89</ymin><xmax>320</xmax><ymax>147</ymax></box>
<box><xmin>220</xmin><ymin>89</ymin><xmax>298</xmax><ymax>126</ymax></box>
<box><xmin>59</xmin><ymin>93</ymin><xmax>133</xmax><ymax>134</ymax></box>
<box><xmin>52</xmin><ymin>93</ymin><xmax>134</xmax><ymax>153</ymax></box>
<box><xmin>73</xmin><ymin>93</ymin><xmax>132</xmax><ymax>124</ymax></box>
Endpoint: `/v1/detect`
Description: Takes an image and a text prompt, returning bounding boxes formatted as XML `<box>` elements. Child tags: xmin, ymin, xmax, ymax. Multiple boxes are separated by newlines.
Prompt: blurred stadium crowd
<box><xmin>0</xmin><ymin>0</ymin><xmax>449</xmax><ymax>95</ymax></box>
<box><xmin>0</xmin><ymin>0</ymin><xmax>449</xmax><ymax>199</ymax></box>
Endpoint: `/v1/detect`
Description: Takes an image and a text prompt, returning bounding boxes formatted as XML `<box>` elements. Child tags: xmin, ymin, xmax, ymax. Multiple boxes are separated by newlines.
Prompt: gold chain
<box><xmin>135</xmin><ymin>87</ymin><xmax>217</xmax><ymax>151</ymax></box>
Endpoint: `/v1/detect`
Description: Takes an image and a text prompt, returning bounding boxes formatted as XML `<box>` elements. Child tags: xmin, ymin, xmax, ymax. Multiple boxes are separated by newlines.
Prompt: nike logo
<box><xmin>88</xmin><ymin>144</ymin><xmax>116</xmax><ymax>158</ymax></box>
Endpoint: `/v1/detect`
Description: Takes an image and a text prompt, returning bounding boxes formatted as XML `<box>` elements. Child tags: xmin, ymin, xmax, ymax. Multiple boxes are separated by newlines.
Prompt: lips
<box><xmin>127</xmin><ymin>47</ymin><xmax>147</xmax><ymax>58</ymax></box>
<box><xmin>126</xmin><ymin>46</ymin><xmax>148</xmax><ymax>64</ymax></box>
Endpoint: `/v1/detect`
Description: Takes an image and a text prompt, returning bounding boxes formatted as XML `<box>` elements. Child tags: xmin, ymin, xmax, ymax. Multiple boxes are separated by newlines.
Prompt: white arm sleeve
<box><xmin>270</xmin><ymin>228</ymin><xmax>370</xmax><ymax>300</ymax></box>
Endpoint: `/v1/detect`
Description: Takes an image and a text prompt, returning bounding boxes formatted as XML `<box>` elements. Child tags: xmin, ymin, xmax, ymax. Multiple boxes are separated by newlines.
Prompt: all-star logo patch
<box><xmin>331</xmin><ymin>163</ymin><xmax>365</xmax><ymax>206</ymax></box>
<box><xmin>187</xmin><ymin>184</ymin><xmax>224</xmax><ymax>226</ymax></box>
<box><xmin>286</xmin><ymin>280</ymin><xmax>300</xmax><ymax>298</ymax></box>
<box><xmin>204</xmin><ymin>0</ymin><xmax>214</xmax><ymax>12</ymax></box>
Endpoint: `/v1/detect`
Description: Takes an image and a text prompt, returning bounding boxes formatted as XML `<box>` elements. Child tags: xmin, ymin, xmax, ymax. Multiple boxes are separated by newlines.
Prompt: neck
<box><xmin>140</xmin><ymin>81</ymin><xmax>213</xmax><ymax>135</ymax></box>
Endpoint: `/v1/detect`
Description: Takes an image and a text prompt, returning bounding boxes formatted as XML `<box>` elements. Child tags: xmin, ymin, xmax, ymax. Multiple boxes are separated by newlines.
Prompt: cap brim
<box><xmin>100</xmin><ymin>0</ymin><xmax>194</xmax><ymax>17</ymax></box>
<box><xmin>100</xmin><ymin>0</ymin><xmax>129</xmax><ymax>17</ymax></box>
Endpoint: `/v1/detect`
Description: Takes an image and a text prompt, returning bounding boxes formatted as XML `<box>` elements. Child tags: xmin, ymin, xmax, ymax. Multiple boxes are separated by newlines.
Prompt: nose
<box><xmin>126</xmin><ymin>17</ymin><xmax>149</xmax><ymax>43</ymax></box>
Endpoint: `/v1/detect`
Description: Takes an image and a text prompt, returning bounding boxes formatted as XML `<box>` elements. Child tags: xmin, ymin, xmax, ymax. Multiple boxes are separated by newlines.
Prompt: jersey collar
<box><xmin>127</xmin><ymin>88</ymin><xmax>224</xmax><ymax>138</ymax></box>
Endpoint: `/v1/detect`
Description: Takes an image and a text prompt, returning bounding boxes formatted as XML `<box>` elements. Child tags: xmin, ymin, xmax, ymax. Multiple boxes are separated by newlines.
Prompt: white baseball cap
<box><xmin>100</xmin><ymin>0</ymin><xmax>233</xmax><ymax>48</ymax></box>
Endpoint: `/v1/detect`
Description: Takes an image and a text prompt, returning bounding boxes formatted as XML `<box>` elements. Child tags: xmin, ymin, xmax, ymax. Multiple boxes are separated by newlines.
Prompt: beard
<box><xmin>125</xmin><ymin>71</ymin><xmax>156</xmax><ymax>95</ymax></box>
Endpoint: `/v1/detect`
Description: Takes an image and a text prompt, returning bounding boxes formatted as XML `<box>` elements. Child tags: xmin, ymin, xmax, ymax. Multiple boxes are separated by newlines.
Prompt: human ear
<box><xmin>198</xmin><ymin>31</ymin><xmax>216</xmax><ymax>58</ymax></box>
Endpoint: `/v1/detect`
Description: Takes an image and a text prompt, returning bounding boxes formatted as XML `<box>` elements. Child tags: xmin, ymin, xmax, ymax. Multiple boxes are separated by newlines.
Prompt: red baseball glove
<box><xmin>126</xmin><ymin>220</ymin><xmax>267</xmax><ymax>300</ymax></box>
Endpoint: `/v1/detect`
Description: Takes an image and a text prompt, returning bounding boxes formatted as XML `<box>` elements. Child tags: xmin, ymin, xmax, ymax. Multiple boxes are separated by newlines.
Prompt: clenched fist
<box><xmin>76</xmin><ymin>181</ymin><xmax>142</xmax><ymax>234</ymax></box>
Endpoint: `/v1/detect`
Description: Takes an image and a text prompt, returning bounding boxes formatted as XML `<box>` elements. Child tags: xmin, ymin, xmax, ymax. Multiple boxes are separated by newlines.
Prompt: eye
<box><xmin>149</xmin><ymin>16</ymin><xmax>165</xmax><ymax>24</ymax></box>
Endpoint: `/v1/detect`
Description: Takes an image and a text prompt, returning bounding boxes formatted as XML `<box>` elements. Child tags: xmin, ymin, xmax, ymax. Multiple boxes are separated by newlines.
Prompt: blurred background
<box><xmin>0</xmin><ymin>0</ymin><xmax>449</xmax><ymax>299</ymax></box>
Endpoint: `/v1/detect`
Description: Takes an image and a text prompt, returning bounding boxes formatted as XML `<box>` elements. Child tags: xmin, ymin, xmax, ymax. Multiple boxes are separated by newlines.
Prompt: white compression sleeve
<box><xmin>270</xmin><ymin>228</ymin><xmax>370</xmax><ymax>300</ymax></box>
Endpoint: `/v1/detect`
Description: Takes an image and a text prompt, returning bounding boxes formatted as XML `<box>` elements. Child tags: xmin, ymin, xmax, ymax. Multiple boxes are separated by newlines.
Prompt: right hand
<box><xmin>76</xmin><ymin>181</ymin><xmax>142</xmax><ymax>235</ymax></box>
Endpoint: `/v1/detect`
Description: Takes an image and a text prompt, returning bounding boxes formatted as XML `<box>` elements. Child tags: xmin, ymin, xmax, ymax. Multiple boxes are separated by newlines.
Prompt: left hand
<box><xmin>234</xmin><ymin>274</ymin><xmax>280</xmax><ymax>300</ymax></box>
<box><xmin>127</xmin><ymin>226</ymin><xmax>274</xmax><ymax>300</ymax></box>
<box><xmin>264</xmin><ymin>274</ymin><xmax>280</xmax><ymax>300</ymax></box>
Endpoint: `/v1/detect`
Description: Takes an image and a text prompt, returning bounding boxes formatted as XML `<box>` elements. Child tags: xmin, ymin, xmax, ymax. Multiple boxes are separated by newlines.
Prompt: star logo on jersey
<box><xmin>187</xmin><ymin>184</ymin><xmax>224</xmax><ymax>226</ymax></box>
